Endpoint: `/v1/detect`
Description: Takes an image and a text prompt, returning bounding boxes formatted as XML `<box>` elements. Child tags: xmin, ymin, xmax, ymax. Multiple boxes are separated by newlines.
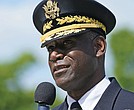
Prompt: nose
<box><xmin>49</xmin><ymin>50</ymin><xmax>64</xmax><ymax>62</ymax></box>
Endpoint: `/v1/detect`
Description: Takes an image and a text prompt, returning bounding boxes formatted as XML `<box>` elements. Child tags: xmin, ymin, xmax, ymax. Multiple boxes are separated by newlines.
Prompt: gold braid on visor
<box><xmin>40</xmin><ymin>15</ymin><xmax>106</xmax><ymax>43</ymax></box>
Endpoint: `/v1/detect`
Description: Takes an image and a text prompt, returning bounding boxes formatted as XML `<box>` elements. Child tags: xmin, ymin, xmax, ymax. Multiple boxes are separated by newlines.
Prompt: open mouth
<box><xmin>55</xmin><ymin>65</ymin><xmax>68</xmax><ymax>71</ymax></box>
<box><xmin>53</xmin><ymin>65</ymin><xmax>70</xmax><ymax>76</ymax></box>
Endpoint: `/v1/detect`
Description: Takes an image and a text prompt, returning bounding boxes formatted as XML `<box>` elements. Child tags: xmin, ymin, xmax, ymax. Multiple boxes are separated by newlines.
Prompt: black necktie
<box><xmin>70</xmin><ymin>102</ymin><xmax>82</xmax><ymax>110</ymax></box>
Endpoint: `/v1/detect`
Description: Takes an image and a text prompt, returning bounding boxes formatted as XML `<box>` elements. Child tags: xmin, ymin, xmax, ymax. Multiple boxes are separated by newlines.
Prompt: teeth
<box><xmin>56</xmin><ymin>66</ymin><xmax>67</xmax><ymax>71</ymax></box>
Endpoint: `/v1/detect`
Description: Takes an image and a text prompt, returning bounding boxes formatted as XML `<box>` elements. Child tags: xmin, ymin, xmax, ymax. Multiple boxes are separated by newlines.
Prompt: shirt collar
<box><xmin>67</xmin><ymin>77</ymin><xmax>110</xmax><ymax>110</ymax></box>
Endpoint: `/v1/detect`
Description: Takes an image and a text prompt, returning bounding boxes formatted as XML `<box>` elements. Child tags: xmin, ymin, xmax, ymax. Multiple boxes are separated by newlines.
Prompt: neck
<box><xmin>67</xmin><ymin>74</ymin><xmax>105</xmax><ymax>100</ymax></box>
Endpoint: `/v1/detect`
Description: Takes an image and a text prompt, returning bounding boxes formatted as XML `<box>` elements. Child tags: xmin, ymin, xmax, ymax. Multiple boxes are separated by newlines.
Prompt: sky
<box><xmin>0</xmin><ymin>0</ymin><xmax>134</xmax><ymax>98</ymax></box>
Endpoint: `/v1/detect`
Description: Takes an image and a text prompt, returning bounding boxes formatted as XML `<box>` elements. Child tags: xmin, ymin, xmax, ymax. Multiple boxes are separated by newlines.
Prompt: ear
<box><xmin>93</xmin><ymin>36</ymin><xmax>106</xmax><ymax>57</ymax></box>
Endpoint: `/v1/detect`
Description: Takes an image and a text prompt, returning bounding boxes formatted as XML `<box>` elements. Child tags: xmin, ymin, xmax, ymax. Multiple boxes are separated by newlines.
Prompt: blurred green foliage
<box><xmin>110</xmin><ymin>28</ymin><xmax>134</xmax><ymax>92</ymax></box>
<box><xmin>0</xmin><ymin>53</ymin><xmax>36</xmax><ymax>110</ymax></box>
<box><xmin>0</xmin><ymin>53</ymin><xmax>62</xmax><ymax>110</ymax></box>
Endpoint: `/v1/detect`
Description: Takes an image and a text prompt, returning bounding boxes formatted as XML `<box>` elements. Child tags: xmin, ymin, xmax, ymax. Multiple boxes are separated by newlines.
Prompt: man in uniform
<box><xmin>33</xmin><ymin>0</ymin><xmax>134</xmax><ymax>109</ymax></box>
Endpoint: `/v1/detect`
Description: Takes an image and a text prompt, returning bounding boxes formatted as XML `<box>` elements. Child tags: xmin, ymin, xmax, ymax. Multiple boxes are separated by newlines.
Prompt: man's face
<box><xmin>46</xmin><ymin>32</ymin><xmax>99</xmax><ymax>92</ymax></box>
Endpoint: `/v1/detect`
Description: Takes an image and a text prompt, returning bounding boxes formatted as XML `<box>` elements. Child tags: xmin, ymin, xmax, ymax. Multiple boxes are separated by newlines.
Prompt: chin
<box><xmin>55</xmin><ymin>79</ymin><xmax>71</xmax><ymax>91</ymax></box>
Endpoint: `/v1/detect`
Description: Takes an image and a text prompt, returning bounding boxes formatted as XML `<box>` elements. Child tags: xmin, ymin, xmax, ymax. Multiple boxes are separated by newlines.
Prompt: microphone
<box><xmin>34</xmin><ymin>82</ymin><xmax>56</xmax><ymax>110</ymax></box>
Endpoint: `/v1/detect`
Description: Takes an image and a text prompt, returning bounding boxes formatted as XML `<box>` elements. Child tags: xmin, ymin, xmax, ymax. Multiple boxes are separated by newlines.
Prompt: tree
<box><xmin>0</xmin><ymin>53</ymin><xmax>36</xmax><ymax>110</ymax></box>
<box><xmin>0</xmin><ymin>52</ymin><xmax>62</xmax><ymax>110</ymax></box>
<box><xmin>110</xmin><ymin>28</ymin><xmax>134</xmax><ymax>92</ymax></box>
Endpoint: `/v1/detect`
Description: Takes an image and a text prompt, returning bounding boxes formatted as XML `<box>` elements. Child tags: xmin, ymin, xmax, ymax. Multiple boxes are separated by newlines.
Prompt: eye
<box><xmin>63</xmin><ymin>39</ymin><xmax>75</xmax><ymax>49</ymax></box>
<box><xmin>46</xmin><ymin>45</ymin><xmax>55</xmax><ymax>53</ymax></box>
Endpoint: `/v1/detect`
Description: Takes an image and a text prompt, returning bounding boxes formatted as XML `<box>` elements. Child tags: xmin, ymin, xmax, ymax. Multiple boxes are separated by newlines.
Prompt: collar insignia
<box><xmin>43</xmin><ymin>0</ymin><xmax>60</xmax><ymax>19</ymax></box>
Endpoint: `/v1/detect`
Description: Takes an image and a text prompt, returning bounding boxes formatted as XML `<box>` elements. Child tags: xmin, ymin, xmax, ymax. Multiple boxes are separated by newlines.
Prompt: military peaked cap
<box><xmin>33</xmin><ymin>0</ymin><xmax>116</xmax><ymax>47</ymax></box>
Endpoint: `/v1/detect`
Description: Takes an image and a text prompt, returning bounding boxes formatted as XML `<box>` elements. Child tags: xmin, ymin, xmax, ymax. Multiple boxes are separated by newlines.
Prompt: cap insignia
<box><xmin>43</xmin><ymin>21</ymin><xmax>53</xmax><ymax>33</ymax></box>
<box><xmin>43</xmin><ymin>0</ymin><xmax>60</xmax><ymax>19</ymax></box>
<box><xmin>41</xmin><ymin>15</ymin><xmax>107</xmax><ymax>43</ymax></box>
<box><xmin>42</xmin><ymin>15</ymin><xmax>106</xmax><ymax>34</ymax></box>
<box><xmin>56</xmin><ymin>16</ymin><xmax>106</xmax><ymax>32</ymax></box>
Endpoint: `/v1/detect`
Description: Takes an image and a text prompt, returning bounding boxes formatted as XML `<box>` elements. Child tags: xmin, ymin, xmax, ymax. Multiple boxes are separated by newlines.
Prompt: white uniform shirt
<box><xmin>67</xmin><ymin>77</ymin><xmax>110</xmax><ymax>110</ymax></box>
